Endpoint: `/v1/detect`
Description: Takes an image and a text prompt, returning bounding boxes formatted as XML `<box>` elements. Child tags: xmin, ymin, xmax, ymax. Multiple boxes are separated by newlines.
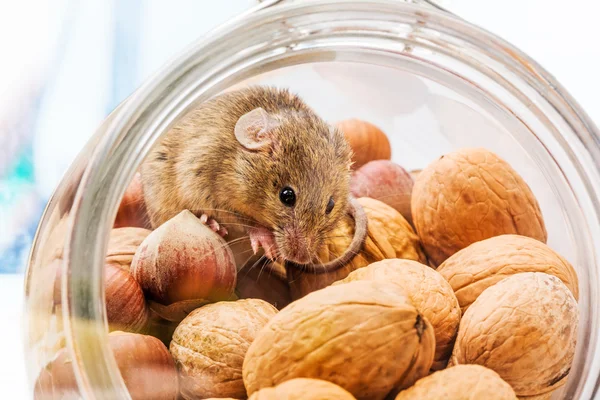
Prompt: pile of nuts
<box><xmin>35</xmin><ymin>118</ymin><xmax>579</xmax><ymax>400</ymax></box>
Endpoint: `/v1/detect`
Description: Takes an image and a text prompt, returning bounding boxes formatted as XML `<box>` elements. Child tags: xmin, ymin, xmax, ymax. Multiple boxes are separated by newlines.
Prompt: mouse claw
<box><xmin>248</xmin><ymin>226</ymin><xmax>277</xmax><ymax>260</ymax></box>
<box><xmin>199</xmin><ymin>214</ymin><xmax>227</xmax><ymax>238</ymax></box>
<box><xmin>207</xmin><ymin>218</ymin><xmax>220</xmax><ymax>232</ymax></box>
<box><xmin>262</xmin><ymin>242</ymin><xmax>276</xmax><ymax>260</ymax></box>
<box><xmin>199</xmin><ymin>214</ymin><xmax>208</xmax><ymax>224</ymax></box>
<box><xmin>250</xmin><ymin>237</ymin><xmax>260</xmax><ymax>255</ymax></box>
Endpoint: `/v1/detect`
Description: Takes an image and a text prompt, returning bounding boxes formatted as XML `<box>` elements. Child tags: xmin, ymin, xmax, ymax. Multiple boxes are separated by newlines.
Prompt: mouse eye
<box><xmin>279</xmin><ymin>186</ymin><xmax>296</xmax><ymax>207</ymax></box>
<box><xmin>325</xmin><ymin>197</ymin><xmax>335</xmax><ymax>214</ymax></box>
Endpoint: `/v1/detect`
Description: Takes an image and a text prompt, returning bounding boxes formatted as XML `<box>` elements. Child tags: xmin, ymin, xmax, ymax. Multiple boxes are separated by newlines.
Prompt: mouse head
<box><xmin>232</xmin><ymin>106</ymin><xmax>353</xmax><ymax>264</ymax></box>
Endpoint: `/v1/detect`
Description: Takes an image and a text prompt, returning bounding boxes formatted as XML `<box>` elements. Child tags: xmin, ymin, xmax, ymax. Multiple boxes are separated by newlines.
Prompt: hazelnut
<box><xmin>114</xmin><ymin>172</ymin><xmax>151</xmax><ymax>229</ymax></box>
<box><xmin>336</xmin><ymin>118</ymin><xmax>391</xmax><ymax>169</ymax></box>
<box><xmin>236</xmin><ymin>259</ymin><xmax>291</xmax><ymax>310</ymax></box>
<box><xmin>131</xmin><ymin>210</ymin><xmax>237</xmax><ymax>322</ymax></box>
<box><xmin>34</xmin><ymin>332</ymin><xmax>178</xmax><ymax>400</ymax></box>
<box><xmin>105</xmin><ymin>263</ymin><xmax>148</xmax><ymax>333</ymax></box>
<box><xmin>351</xmin><ymin>160</ymin><xmax>415</xmax><ymax>225</ymax></box>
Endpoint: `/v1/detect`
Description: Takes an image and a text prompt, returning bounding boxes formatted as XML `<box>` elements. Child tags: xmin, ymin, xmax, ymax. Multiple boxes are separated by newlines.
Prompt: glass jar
<box><xmin>24</xmin><ymin>0</ymin><xmax>600</xmax><ymax>399</ymax></box>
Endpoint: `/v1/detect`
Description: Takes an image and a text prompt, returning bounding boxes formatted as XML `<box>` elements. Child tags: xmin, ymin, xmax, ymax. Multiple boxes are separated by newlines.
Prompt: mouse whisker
<box><xmin>218</xmin><ymin>223</ymin><xmax>266</xmax><ymax>230</ymax></box>
<box><xmin>313</xmin><ymin>253</ymin><xmax>325</xmax><ymax>269</ymax></box>
<box><xmin>182</xmin><ymin>237</ymin><xmax>251</xmax><ymax>266</ymax></box>
<box><xmin>190</xmin><ymin>208</ymin><xmax>256</xmax><ymax>223</ymax></box>
<box><xmin>320</xmin><ymin>235</ymin><xmax>359</xmax><ymax>240</ymax></box>
<box><xmin>203</xmin><ymin>238</ymin><xmax>249</xmax><ymax>257</ymax></box>
<box><xmin>256</xmin><ymin>256</ymin><xmax>270</xmax><ymax>281</ymax></box>
<box><xmin>234</xmin><ymin>251</ymin><xmax>263</xmax><ymax>281</ymax></box>
<box><xmin>240</xmin><ymin>254</ymin><xmax>268</xmax><ymax>282</ymax></box>
<box><xmin>224</xmin><ymin>236</ymin><xmax>251</xmax><ymax>246</ymax></box>
<box><xmin>321</xmin><ymin>248</ymin><xmax>347</xmax><ymax>263</ymax></box>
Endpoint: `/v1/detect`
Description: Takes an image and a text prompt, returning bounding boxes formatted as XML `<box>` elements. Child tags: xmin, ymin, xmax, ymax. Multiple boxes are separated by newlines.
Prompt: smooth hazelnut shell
<box><xmin>114</xmin><ymin>172</ymin><xmax>151</xmax><ymax>229</ymax></box>
<box><xmin>105</xmin><ymin>263</ymin><xmax>148</xmax><ymax>332</ymax></box>
<box><xmin>34</xmin><ymin>332</ymin><xmax>178</xmax><ymax>400</ymax></box>
<box><xmin>131</xmin><ymin>210</ymin><xmax>237</xmax><ymax>305</ymax></box>
<box><xmin>351</xmin><ymin>160</ymin><xmax>414</xmax><ymax>225</ymax></box>
<box><xmin>336</xmin><ymin>119</ymin><xmax>391</xmax><ymax>169</ymax></box>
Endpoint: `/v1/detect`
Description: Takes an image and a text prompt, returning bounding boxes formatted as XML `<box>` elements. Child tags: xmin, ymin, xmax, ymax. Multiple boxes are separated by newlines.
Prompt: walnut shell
<box><xmin>336</xmin><ymin>118</ymin><xmax>391</xmax><ymax>169</ymax></box>
<box><xmin>394</xmin><ymin>365</ymin><xmax>516</xmax><ymax>400</ymax></box>
<box><xmin>105</xmin><ymin>227</ymin><xmax>151</xmax><ymax>271</ymax></box>
<box><xmin>286</xmin><ymin>197</ymin><xmax>427</xmax><ymax>299</ymax></box>
<box><xmin>437</xmin><ymin>234</ymin><xmax>579</xmax><ymax>312</ymax></box>
<box><xmin>242</xmin><ymin>280</ymin><xmax>435</xmax><ymax>400</ymax></box>
<box><xmin>248</xmin><ymin>378</ymin><xmax>357</xmax><ymax>400</ymax></box>
<box><xmin>450</xmin><ymin>272</ymin><xmax>577</xmax><ymax>397</ymax></box>
<box><xmin>518</xmin><ymin>393</ymin><xmax>553</xmax><ymax>400</ymax></box>
<box><xmin>333</xmin><ymin>259</ymin><xmax>460</xmax><ymax>370</ymax></box>
<box><xmin>411</xmin><ymin>148</ymin><xmax>547</xmax><ymax>265</ymax></box>
<box><xmin>170</xmin><ymin>299</ymin><xmax>278</xmax><ymax>399</ymax></box>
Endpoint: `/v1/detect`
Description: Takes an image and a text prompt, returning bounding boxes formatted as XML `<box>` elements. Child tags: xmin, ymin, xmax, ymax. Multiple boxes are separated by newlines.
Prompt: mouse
<box><xmin>140</xmin><ymin>85</ymin><xmax>367</xmax><ymax>272</ymax></box>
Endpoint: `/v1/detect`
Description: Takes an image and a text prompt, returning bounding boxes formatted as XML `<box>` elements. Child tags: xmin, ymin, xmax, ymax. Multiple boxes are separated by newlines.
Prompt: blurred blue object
<box><xmin>0</xmin><ymin>0</ymin><xmax>255</xmax><ymax>273</ymax></box>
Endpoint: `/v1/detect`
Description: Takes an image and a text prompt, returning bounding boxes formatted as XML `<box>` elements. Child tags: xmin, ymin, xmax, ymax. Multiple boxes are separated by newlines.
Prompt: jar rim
<box><xmin>61</xmin><ymin>1</ymin><xmax>600</xmax><ymax>398</ymax></box>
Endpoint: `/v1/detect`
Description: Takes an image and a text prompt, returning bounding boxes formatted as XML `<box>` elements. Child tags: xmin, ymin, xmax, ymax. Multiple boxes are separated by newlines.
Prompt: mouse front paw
<box><xmin>199</xmin><ymin>214</ymin><xmax>228</xmax><ymax>237</ymax></box>
<box><xmin>248</xmin><ymin>226</ymin><xmax>277</xmax><ymax>260</ymax></box>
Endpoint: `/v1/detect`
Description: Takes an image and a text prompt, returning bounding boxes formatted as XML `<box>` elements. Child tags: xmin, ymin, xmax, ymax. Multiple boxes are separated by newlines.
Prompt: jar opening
<box><xmin>26</xmin><ymin>1</ymin><xmax>600</xmax><ymax>398</ymax></box>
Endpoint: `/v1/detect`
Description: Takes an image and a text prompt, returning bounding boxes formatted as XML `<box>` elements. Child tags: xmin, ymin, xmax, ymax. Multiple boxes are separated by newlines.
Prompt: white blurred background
<box><xmin>0</xmin><ymin>0</ymin><xmax>598</xmax><ymax>397</ymax></box>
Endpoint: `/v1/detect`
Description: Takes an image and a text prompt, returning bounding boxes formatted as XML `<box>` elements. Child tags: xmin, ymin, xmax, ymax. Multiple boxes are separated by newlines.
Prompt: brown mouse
<box><xmin>140</xmin><ymin>86</ymin><xmax>366</xmax><ymax>271</ymax></box>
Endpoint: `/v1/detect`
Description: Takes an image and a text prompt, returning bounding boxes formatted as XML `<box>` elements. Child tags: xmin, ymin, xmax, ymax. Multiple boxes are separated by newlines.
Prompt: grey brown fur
<box><xmin>140</xmin><ymin>86</ymin><xmax>353</xmax><ymax>265</ymax></box>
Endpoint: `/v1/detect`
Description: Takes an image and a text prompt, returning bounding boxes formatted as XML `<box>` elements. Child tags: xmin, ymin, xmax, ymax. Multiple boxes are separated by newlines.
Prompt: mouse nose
<box><xmin>283</xmin><ymin>226</ymin><xmax>313</xmax><ymax>264</ymax></box>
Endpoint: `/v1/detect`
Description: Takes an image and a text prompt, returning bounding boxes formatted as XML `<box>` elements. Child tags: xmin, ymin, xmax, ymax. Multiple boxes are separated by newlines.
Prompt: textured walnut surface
<box><xmin>334</xmin><ymin>258</ymin><xmax>460</xmax><ymax>370</ymax></box>
<box><xmin>170</xmin><ymin>299</ymin><xmax>277</xmax><ymax>399</ymax></box>
<box><xmin>105</xmin><ymin>227</ymin><xmax>151</xmax><ymax>270</ymax></box>
<box><xmin>450</xmin><ymin>272</ymin><xmax>577</xmax><ymax>397</ymax></box>
<box><xmin>248</xmin><ymin>378</ymin><xmax>357</xmax><ymax>400</ymax></box>
<box><xmin>395</xmin><ymin>365</ymin><xmax>516</xmax><ymax>400</ymax></box>
<box><xmin>438</xmin><ymin>234</ymin><xmax>579</xmax><ymax>312</ymax></box>
<box><xmin>286</xmin><ymin>197</ymin><xmax>427</xmax><ymax>299</ymax></box>
<box><xmin>411</xmin><ymin>148</ymin><xmax>547</xmax><ymax>265</ymax></box>
<box><xmin>243</xmin><ymin>280</ymin><xmax>435</xmax><ymax>400</ymax></box>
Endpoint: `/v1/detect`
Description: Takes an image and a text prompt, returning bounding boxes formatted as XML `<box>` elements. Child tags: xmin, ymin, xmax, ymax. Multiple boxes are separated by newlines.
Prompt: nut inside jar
<box><xmin>38</xmin><ymin>83</ymin><xmax>579</xmax><ymax>400</ymax></box>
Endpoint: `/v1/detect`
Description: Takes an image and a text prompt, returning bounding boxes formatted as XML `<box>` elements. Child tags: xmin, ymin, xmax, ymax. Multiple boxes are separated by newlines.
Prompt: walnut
<box><xmin>334</xmin><ymin>259</ymin><xmax>460</xmax><ymax>370</ymax></box>
<box><xmin>243</xmin><ymin>280</ymin><xmax>435</xmax><ymax>400</ymax></box>
<box><xmin>450</xmin><ymin>272</ymin><xmax>577</xmax><ymax>397</ymax></box>
<box><xmin>394</xmin><ymin>365</ymin><xmax>516</xmax><ymax>399</ymax></box>
<box><xmin>170</xmin><ymin>299</ymin><xmax>277</xmax><ymax>399</ymax></box>
<box><xmin>437</xmin><ymin>234</ymin><xmax>579</xmax><ymax>312</ymax></box>
<box><xmin>286</xmin><ymin>197</ymin><xmax>427</xmax><ymax>299</ymax></box>
<box><xmin>411</xmin><ymin>148</ymin><xmax>546</xmax><ymax>265</ymax></box>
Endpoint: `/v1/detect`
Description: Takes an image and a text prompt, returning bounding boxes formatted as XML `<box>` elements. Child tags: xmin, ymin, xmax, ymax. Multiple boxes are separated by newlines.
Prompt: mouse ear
<box><xmin>234</xmin><ymin>107</ymin><xmax>279</xmax><ymax>150</ymax></box>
